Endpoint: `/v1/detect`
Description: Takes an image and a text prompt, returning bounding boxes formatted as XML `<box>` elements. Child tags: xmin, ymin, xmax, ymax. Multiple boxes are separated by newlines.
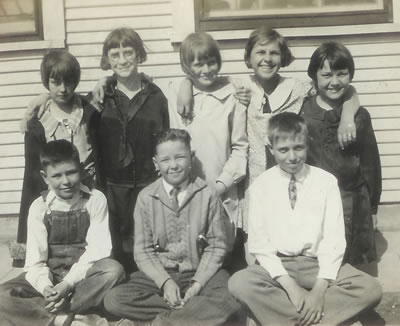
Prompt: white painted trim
<box><xmin>171</xmin><ymin>0</ymin><xmax>195</xmax><ymax>43</ymax></box>
<box><xmin>0</xmin><ymin>0</ymin><xmax>65</xmax><ymax>53</ymax></box>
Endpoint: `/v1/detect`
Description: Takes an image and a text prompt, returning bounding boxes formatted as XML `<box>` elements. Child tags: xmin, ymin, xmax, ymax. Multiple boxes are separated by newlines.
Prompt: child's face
<box><xmin>40</xmin><ymin>160</ymin><xmax>81</xmax><ymax>200</ymax></box>
<box><xmin>48</xmin><ymin>78</ymin><xmax>76</xmax><ymax>106</ymax></box>
<box><xmin>189</xmin><ymin>55</ymin><xmax>219</xmax><ymax>91</ymax></box>
<box><xmin>316</xmin><ymin>59</ymin><xmax>351</xmax><ymax>107</ymax></box>
<box><xmin>270</xmin><ymin>132</ymin><xmax>307</xmax><ymax>175</ymax></box>
<box><xmin>153</xmin><ymin>140</ymin><xmax>192</xmax><ymax>187</ymax></box>
<box><xmin>249</xmin><ymin>40</ymin><xmax>282</xmax><ymax>82</ymax></box>
<box><xmin>107</xmin><ymin>45</ymin><xmax>138</xmax><ymax>79</ymax></box>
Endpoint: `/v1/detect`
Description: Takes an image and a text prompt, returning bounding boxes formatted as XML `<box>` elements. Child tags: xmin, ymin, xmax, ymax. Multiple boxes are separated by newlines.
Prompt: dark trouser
<box><xmin>105</xmin><ymin>184</ymin><xmax>143</xmax><ymax>273</ymax></box>
<box><xmin>0</xmin><ymin>258</ymin><xmax>125</xmax><ymax>326</ymax></box>
<box><xmin>229</xmin><ymin>257</ymin><xmax>382</xmax><ymax>326</ymax></box>
<box><xmin>104</xmin><ymin>269</ymin><xmax>241</xmax><ymax>326</ymax></box>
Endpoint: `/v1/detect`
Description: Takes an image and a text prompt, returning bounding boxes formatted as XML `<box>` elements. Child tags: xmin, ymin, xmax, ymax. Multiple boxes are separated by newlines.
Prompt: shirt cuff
<box><xmin>217</xmin><ymin>172</ymin><xmax>235</xmax><ymax>190</ymax></box>
<box><xmin>257</xmin><ymin>256</ymin><xmax>288</xmax><ymax>279</ymax></box>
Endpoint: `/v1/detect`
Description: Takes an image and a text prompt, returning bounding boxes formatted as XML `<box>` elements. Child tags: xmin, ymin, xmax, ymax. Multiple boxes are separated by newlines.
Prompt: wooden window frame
<box><xmin>194</xmin><ymin>0</ymin><xmax>393</xmax><ymax>32</ymax></box>
<box><xmin>0</xmin><ymin>0</ymin><xmax>65</xmax><ymax>52</ymax></box>
<box><xmin>0</xmin><ymin>0</ymin><xmax>43</xmax><ymax>43</ymax></box>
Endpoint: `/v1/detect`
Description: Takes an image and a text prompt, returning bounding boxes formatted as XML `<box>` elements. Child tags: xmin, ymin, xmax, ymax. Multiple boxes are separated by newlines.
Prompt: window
<box><xmin>0</xmin><ymin>0</ymin><xmax>42</xmax><ymax>42</ymax></box>
<box><xmin>0</xmin><ymin>0</ymin><xmax>64</xmax><ymax>52</ymax></box>
<box><xmin>195</xmin><ymin>0</ymin><xmax>393</xmax><ymax>31</ymax></box>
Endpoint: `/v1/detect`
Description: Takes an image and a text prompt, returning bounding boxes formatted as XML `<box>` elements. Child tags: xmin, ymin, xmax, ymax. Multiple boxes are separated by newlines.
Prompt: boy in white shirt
<box><xmin>0</xmin><ymin>140</ymin><xmax>124</xmax><ymax>326</ymax></box>
<box><xmin>228</xmin><ymin>112</ymin><xmax>382</xmax><ymax>326</ymax></box>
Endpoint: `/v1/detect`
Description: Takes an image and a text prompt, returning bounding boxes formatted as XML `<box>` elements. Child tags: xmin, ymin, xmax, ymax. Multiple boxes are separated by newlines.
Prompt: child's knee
<box><xmin>363</xmin><ymin>277</ymin><xmax>383</xmax><ymax>307</ymax></box>
<box><xmin>228</xmin><ymin>270</ymin><xmax>249</xmax><ymax>298</ymax></box>
<box><xmin>103</xmin><ymin>287</ymin><xmax>122</xmax><ymax>316</ymax></box>
<box><xmin>105</xmin><ymin>259</ymin><xmax>126</xmax><ymax>282</ymax></box>
<box><xmin>96</xmin><ymin>258</ymin><xmax>126</xmax><ymax>284</ymax></box>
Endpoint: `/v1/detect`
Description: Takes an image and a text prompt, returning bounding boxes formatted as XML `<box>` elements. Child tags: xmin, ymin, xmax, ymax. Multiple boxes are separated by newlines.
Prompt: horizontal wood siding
<box><xmin>0</xmin><ymin>0</ymin><xmax>399</xmax><ymax>216</ymax></box>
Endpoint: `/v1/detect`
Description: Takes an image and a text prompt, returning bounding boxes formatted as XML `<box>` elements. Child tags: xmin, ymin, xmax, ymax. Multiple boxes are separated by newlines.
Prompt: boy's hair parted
<box><xmin>40</xmin><ymin>140</ymin><xmax>81</xmax><ymax>170</ymax></box>
<box><xmin>307</xmin><ymin>41</ymin><xmax>355</xmax><ymax>83</ymax></box>
<box><xmin>267</xmin><ymin>112</ymin><xmax>308</xmax><ymax>147</ymax></box>
<box><xmin>244</xmin><ymin>26</ymin><xmax>295</xmax><ymax>69</ymax></box>
<box><xmin>154</xmin><ymin>128</ymin><xmax>192</xmax><ymax>154</ymax></box>
<box><xmin>179</xmin><ymin>32</ymin><xmax>222</xmax><ymax>76</ymax></box>
<box><xmin>40</xmin><ymin>49</ymin><xmax>81</xmax><ymax>90</ymax></box>
<box><xmin>101</xmin><ymin>27</ymin><xmax>147</xmax><ymax>70</ymax></box>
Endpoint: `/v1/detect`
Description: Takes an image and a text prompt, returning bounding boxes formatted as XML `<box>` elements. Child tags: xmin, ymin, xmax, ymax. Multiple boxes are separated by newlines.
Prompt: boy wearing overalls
<box><xmin>0</xmin><ymin>140</ymin><xmax>125</xmax><ymax>326</ymax></box>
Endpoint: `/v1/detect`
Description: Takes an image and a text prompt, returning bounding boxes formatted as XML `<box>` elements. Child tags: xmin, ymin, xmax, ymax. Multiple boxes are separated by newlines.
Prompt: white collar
<box><xmin>162</xmin><ymin>179</ymin><xmax>189</xmax><ymax>197</ymax></box>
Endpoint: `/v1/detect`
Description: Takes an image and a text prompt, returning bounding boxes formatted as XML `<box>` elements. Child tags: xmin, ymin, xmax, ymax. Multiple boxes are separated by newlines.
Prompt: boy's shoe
<box><xmin>71</xmin><ymin>314</ymin><xmax>109</xmax><ymax>326</ymax></box>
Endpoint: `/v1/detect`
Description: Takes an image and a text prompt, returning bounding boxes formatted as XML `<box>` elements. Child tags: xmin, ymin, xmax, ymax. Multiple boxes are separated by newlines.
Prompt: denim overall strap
<box><xmin>43</xmin><ymin>192</ymin><xmax>91</xmax><ymax>283</ymax></box>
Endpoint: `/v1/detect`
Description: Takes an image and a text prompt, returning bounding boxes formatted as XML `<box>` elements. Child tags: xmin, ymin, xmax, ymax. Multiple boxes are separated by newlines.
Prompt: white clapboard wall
<box><xmin>0</xmin><ymin>0</ymin><xmax>399</xmax><ymax>217</ymax></box>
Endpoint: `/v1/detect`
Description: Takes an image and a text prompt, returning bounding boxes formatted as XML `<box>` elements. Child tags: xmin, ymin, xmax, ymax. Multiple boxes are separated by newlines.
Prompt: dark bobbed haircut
<box><xmin>180</xmin><ymin>32</ymin><xmax>222</xmax><ymax>76</ymax></box>
<box><xmin>100</xmin><ymin>27</ymin><xmax>147</xmax><ymax>70</ymax></box>
<box><xmin>244</xmin><ymin>26</ymin><xmax>295</xmax><ymax>69</ymax></box>
<box><xmin>154</xmin><ymin>128</ymin><xmax>192</xmax><ymax>155</ymax></box>
<box><xmin>267</xmin><ymin>112</ymin><xmax>308</xmax><ymax>147</ymax></box>
<box><xmin>40</xmin><ymin>49</ymin><xmax>81</xmax><ymax>90</ymax></box>
<box><xmin>307</xmin><ymin>41</ymin><xmax>355</xmax><ymax>83</ymax></box>
<box><xmin>40</xmin><ymin>139</ymin><xmax>81</xmax><ymax>171</ymax></box>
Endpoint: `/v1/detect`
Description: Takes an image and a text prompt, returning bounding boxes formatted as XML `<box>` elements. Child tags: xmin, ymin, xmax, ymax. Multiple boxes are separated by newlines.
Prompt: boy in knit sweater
<box><xmin>104</xmin><ymin>128</ymin><xmax>240</xmax><ymax>326</ymax></box>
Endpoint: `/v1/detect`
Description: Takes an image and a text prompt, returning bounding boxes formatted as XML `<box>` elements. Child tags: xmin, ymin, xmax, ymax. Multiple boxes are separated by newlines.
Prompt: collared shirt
<box><xmin>169</xmin><ymin>77</ymin><xmax>248</xmax><ymax>190</ymax></box>
<box><xmin>248</xmin><ymin>164</ymin><xmax>346</xmax><ymax>281</ymax></box>
<box><xmin>24</xmin><ymin>184</ymin><xmax>112</xmax><ymax>295</ymax></box>
<box><xmin>39</xmin><ymin>95</ymin><xmax>92</xmax><ymax>166</ymax></box>
<box><xmin>168</xmin><ymin>77</ymin><xmax>248</xmax><ymax>225</ymax></box>
<box><xmin>162</xmin><ymin>179</ymin><xmax>189</xmax><ymax>207</ymax></box>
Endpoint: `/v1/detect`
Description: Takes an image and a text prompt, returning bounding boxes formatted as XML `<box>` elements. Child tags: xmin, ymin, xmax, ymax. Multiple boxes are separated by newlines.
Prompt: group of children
<box><xmin>0</xmin><ymin>24</ymin><xmax>383</xmax><ymax>326</ymax></box>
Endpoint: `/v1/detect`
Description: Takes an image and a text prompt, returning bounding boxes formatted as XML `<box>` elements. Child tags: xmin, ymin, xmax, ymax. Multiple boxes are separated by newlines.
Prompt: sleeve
<box><xmin>217</xmin><ymin>99</ymin><xmax>249</xmax><ymax>189</ymax></box>
<box><xmin>134</xmin><ymin>192</ymin><xmax>171</xmax><ymax>289</ymax></box>
<box><xmin>63</xmin><ymin>190</ymin><xmax>112</xmax><ymax>287</ymax></box>
<box><xmin>192</xmin><ymin>195</ymin><xmax>227</xmax><ymax>287</ymax></box>
<box><xmin>358</xmin><ymin>110</ymin><xmax>382</xmax><ymax>215</ymax></box>
<box><xmin>17</xmin><ymin>128</ymin><xmax>47</xmax><ymax>247</ymax></box>
<box><xmin>248</xmin><ymin>180</ymin><xmax>288</xmax><ymax>278</ymax></box>
<box><xmin>24</xmin><ymin>199</ymin><xmax>53</xmax><ymax>295</ymax></box>
<box><xmin>317</xmin><ymin>179</ymin><xmax>346</xmax><ymax>280</ymax></box>
<box><xmin>167</xmin><ymin>80</ymin><xmax>186</xmax><ymax>129</ymax></box>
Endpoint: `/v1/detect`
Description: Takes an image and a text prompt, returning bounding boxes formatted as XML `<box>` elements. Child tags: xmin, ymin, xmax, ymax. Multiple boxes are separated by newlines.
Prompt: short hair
<box><xmin>101</xmin><ymin>27</ymin><xmax>147</xmax><ymax>70</ymax></box>
<box><xmin>40</xmin><ymin>140</ymin><xmax>81</xmax><ymax>170</ymax></box>
<box><xmin>40</xmin><ymin>49</ymin><xmax>81</xmax><ymax>90</ymax></box>
<box><xmin>154</xmin><ymin>128</ymin><xmax>192</xmax><ymax>155</ymax></box>
<box><xmin>307</xmin><ymin>41</ymin><xmax>355</xmax><ymax>83</ymax></box>
<box><xmin>244</xmin><ymin>26</ymin><xmax>295</xmax><ymax>69</ymax></box>
<box><xmin>180</xmin><ymin>32</ymin><xmax>222</xmax><ymax>76</ymax></box>
<box><xmin>267</xmin><ymin>112</ymin><xmax>308</xmax><ymax>147</ymax></box>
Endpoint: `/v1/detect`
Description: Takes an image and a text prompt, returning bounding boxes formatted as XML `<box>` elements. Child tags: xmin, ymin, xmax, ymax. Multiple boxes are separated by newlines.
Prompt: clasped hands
<box><xmin>162</xmin><ymin>279</ymin><xmax>201</xmax><ymax>309</ymax></box>
<box><xmin>43</xmin><ymin>281</ymin><xmax>72</xmax><ymax>314</ymax></box>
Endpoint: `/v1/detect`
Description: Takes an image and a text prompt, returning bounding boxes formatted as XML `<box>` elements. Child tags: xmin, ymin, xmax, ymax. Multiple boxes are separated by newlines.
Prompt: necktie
<box><xmin>288</xmin><ymin>175</ymin><xmax>297</xmax><ymax>209</ymax></box>
<box><xmin>170</xmin><ymin>187</ymin><xmax>180</xmax><ymax>211</ymax></box>
<box><xmin>262</xmin><ymin>95</ymin><xmax>271</xmax><ymax>113</ymax></box>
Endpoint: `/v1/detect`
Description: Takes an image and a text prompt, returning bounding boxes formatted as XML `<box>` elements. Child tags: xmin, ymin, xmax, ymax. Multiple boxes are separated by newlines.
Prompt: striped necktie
<box><xmin>288</xmin><ymin>175</ymin><xmax>297</xmax><ymax>209</ymax></box>
<box><xmin>170</xmin><ymin>187</ymin><xmax>180</xmax><ymax>211</ymax></box>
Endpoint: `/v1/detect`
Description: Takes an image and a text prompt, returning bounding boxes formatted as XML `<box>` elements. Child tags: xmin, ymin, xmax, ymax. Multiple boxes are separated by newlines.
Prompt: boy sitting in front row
<box><xmin>0</xmin><ymin>140</ymin><xmax>125</xmax><ymax>326</ymax></box>
<box><xmin>104</xmin><ymin>129</ymin><xmax>241</xmax><ymax>326</ymax></box>
<box><xmin>228</xmin><ymin>113</ymin><xmax>382</xmax><ymax>326</ymax></box>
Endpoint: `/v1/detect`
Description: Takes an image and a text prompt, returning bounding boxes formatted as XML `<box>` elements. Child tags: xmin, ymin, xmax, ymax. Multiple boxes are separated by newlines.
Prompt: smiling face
<box><xmin>270</xmin><ymin>132</ymin><xmax>307</xmax><ymax>175</ymax></box>
<box><xmin>189</xmin><ymin>55</ymin><xmax>219</xmax><ymax>91</ymax></box>
<box><xmin>41</xmin><ymin>160</ymin><xmax>81</xmax><ymax>200</ymax></box>
<box><xmin>107</xmin><ymin>45</ymin><xmax>138</xmax><ymax>79</ymax></box>
<box><xmin>316</xmin><ymin>59</ymin><xmax>351</xmax><ymax>108</ymax></box>
<box><xmin>48</xmin><ymin>78</ymin><xmax>76</xmax><ymax>107</ymax></box>
<box><xmin>248</xmin><ymin>40</ymin><xmax>282</xmax><ymax>83</ymax></box>
<box><xmin>153</xmin><ymin>140</ymin><xmax>192</xmax><ymax>187</ymax></box>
